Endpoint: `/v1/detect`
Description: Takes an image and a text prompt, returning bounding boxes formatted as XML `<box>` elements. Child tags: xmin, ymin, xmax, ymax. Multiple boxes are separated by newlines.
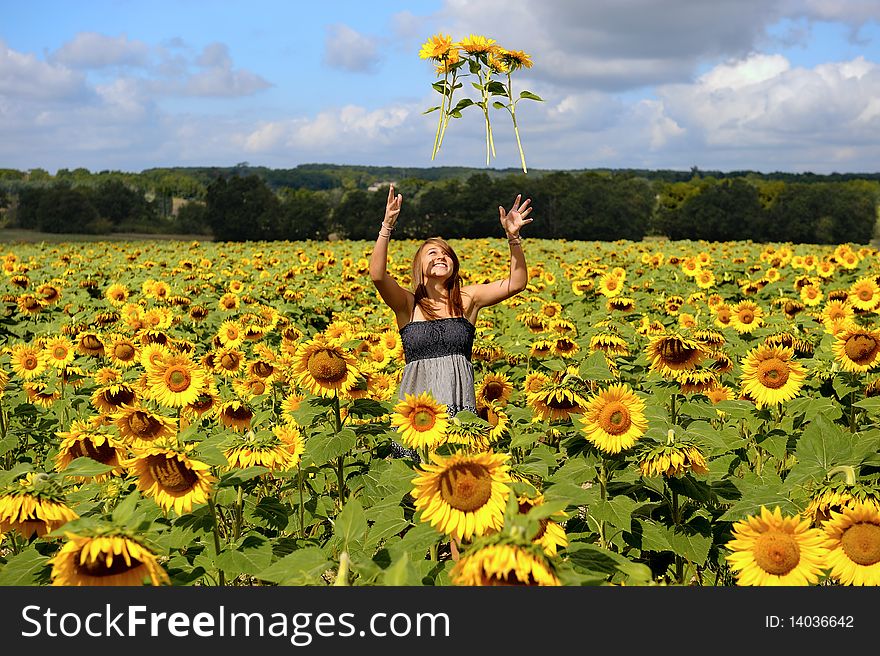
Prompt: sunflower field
<box><xmin>0</xmin><ymin>236</ymin><xmax>879</xmax><ymax>588</ymax></box>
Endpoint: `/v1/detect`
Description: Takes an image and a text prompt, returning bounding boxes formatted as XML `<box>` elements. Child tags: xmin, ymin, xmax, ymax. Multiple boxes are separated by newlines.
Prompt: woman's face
<box><xmin>419</xmin><ymin>243</ymin><xmax>454</xmax><ymax>282</ymax></box>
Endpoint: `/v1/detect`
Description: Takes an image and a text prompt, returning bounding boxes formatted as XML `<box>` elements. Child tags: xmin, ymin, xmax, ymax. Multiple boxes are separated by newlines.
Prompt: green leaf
<box><xmin>303</xmin><ymin>428</ymin><xmax>357</xmax><ymax>467</ymax></box>
<box><xmin>59</xmin><ymin>457</ymin><xmax>115</xmax><ymax>479</ymax></box>
<box><xmin>215</xmin><ymin>535</ymin><xmax>274</xmax><ymax>577</ymax></box>
<box><xmin>519</xmin><ymin>90</ymin><xmax>544</xmax><ymax>101</ymax></box>
<box><xmin>492</xmin><ymin>101</ymin><xmax>507</xmax><ymax>110</ymax></box>
<box><xmin>548</xmin><ymin>457</ymin><xmax>596</xmax><ymax>485</ymax></box>
<box><xmin>380</xmin><ymin>553</ymin><xmax>422</xmax><ymax>586</ymax></box>
<box><xmin>0</xmin><ymin>547</ymin><xmax>50</xmax><ymax>586</ymax></box>
<box><xmin>578</xmin><ymin>350</ymin><xmax>614</xmax><ymax>380</ymax></box>
<box><xmin>219</xmin><ymin>466</ymin><xmax>270</xmax><ymax>487</ymax></box>
<box><xmin>334</xmin><ymin>498</ymin><xmax>368</xmax><ymax>551</ymax></box>
<box><xmin>544</xmin><ymin>481</ymin><xmax>597</xmax><ymax>508</ymax></box>
<box><xmin>366</xmin><ymin>507</ymin><xmax>410</xmax><ymax>550</ymax></box>
<box><xmin>388</xmin><ymin>522</ymin><xmax>441</xmax><ymax>561</ymax></box>
<box><xmin>590</xmin><ymin>495</ymin><xmax>640</xmax><ymax>531</ymax></box>
<box><xmin>854</xmin><ymin>396</ymin><xmax>880</xmax><ymax>414</ymax></box>
<box><xmin>786</xmin><ymin>415</ymin><xmax>856</xmax><ymax>486</ymax></box>
<box><xmin>486</xmin><ymin>81</ymin><xmax>507</xmax><ymax>95</ymax></box>
<box><xmin>0</xmin><ymin>434</ymin><xmax>17</xmax><ymax>457</ymax></box>
<box><xmin>256</xmin><ymin>547</ymin><xmax>332</xmax><ymax>585</ymax></box>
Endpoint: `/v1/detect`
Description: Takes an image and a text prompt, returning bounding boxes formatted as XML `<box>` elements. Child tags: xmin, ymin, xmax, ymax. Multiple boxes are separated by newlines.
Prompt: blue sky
<box><xmin>2</xmin><ymin>0</ymin><xmax>880</xmax><ymax>174</ymax></box>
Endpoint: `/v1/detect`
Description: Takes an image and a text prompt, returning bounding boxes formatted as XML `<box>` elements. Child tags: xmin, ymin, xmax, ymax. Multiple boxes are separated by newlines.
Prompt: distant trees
<box><xmin>0</xmin><ymin>165</ymin><xmax>877</xmax><ymax>243</ymax></box>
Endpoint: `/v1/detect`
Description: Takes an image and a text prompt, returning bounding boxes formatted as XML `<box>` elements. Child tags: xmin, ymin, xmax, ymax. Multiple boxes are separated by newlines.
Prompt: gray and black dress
<box><xmin>390</xmin><ymin>316</ymin><xmax>477</xmax><ymax>459</ymax></box>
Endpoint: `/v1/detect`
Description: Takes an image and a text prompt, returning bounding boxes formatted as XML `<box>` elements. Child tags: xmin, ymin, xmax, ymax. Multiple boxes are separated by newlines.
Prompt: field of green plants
<box><xmin>0</xmin><ymin>236</ymin><xmax>878</xmax><ymax>586</ymax></box>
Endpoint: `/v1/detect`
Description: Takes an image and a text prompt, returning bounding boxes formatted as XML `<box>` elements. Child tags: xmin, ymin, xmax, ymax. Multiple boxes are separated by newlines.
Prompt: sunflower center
<box><xmin>599</xmin><ymin>403</ymin><xmax>631</xmax><ymax>435</ymax></box>
<box><xmin>439</xmin><ymin>463</ymin><xmax>493</xmax><ymax>512</ymax></box>
<box><xmin>307</xmin><ymin>349</ymin><xmax>348</xmax><ymax>383</ymax></box>
<box><xmin>484</xmin><ymin>382</ymin><xmax>504</xmax><ymax>401</ymax></box>
<box><xmin>114</xmin><ymin>344</ymin><xmax>136</xmax><ymax>360</ymax></box>
<box><xmin>219</xmin><ymin>353</ymin><xmax>241</xmax><ymax>370</ymax></box>
<box><xmin>165</xmin><ymin>367</ymin><xmax>192</xmax><ymax>393</ymax></box>
<box><xmin>253</xmin><ymin>361</ymin><xmax>274</xmax><ymax>378</ymax></box>
<box><xmin>858</xmin><ymin>289</ymin><xmax>872</xmax><ymax>301</ymax></box>
<box><xmin>844</xmin><ymin>334</ymin><xmax>879</xmax><ymax>364</ymax></box>
<box><xmin>753</xmin><ymin>530</ymin><xmax>801</xmax><ymax>576</ymax></box>
<box><xmin>547</xmin><ymin>395</ymin><xmax>579</xmax><ymax>410</ymax></box>
<box><xmin>23</xmin><ymin>355</ymin><xmax>38</xmax><ymax>370</ymax></box>
<box><xmin>82</xmin><ymin>335</ymin><xmax>103</xmax><ymax>350</ymax></box>
<box><xmin>840</xmin><ymin>522</ymin><xmax>880</xmax><ymax>566</ymax></box>
<box><xmin>129</xmin><ymin>411</ymin><xmax>163</xmax><ymax>438</ymax></box>
<box><xmin>69</xmin><ymin>439</ymin><xmax>117</xmax><ymax>464</ymax></box>
<box><xmin>224</xmin><ymin>405</ymin><xmax>253</xmax><ymax>421</ymax></box>
<box><xmin>75</xmin><ymin>550</ymin><xmax>142</xmax><ymax>577</ymax></box>
<box><xmin>412</xmin><ymin>408</ymin><xmax>437</xmax><ymax>431</ymax></box>
<box><xmin>146</xmin><ymin>455</ymin><xmax>198</xmax><ymax>493</ymax></box>
<box><xmin>757</xmin><ymin>358</ymin><xmax>790</xmax><ymax>389</ymax></box>
<box><xmin>738</xmin><ymin>310</ymin><xmax>755</xmax><ymax>324</ymax></box>
<box><xmin>659</xmin><ymin>340</ymin><xmax>697</xmax><ymax>365</ymax></box>
<box><xmin>53</xmin><ymin>346</ymin><xmax>69</xmax><ymax>359</ymax></box>
<box><xmin>105</xmin><ymin>387</ymin><xmax>136</xmax><ymax>407</ymax></box>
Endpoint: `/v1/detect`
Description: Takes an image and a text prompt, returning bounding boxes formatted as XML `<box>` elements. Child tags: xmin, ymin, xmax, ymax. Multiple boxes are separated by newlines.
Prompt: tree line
<box><xmin>1</xmin><ymin>166</ymin><xmax>878</xmax><ymax>243</ymax></box>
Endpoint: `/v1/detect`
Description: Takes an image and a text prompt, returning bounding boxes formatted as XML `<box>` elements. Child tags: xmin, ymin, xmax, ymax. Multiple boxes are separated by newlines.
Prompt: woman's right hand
<box><xmin>383</xmin><ymin>184</ymin><xmax>402</xmax><ymax>229</ymax></box>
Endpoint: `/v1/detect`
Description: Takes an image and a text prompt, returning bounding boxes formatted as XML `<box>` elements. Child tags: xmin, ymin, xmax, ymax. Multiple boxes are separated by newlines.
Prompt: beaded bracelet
<box><xmin>507</xmin><ymin>236</ymin><xmax>522</xmax><ymax>246</ymax></box>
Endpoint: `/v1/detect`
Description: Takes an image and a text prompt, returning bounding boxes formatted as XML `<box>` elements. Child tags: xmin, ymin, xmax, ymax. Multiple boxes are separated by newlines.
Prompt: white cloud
<box><xmin>0</xmin><ymin>41</ymin><xmax>88</xmax><ymax>101</ymax></box>
<box><xmin>322</xmin><ymin>24</ymin><xmax>381</xmax><ymax>73</ymax></box>
<box><xmin>49</xmin><ymin>32</ymin><xmax>151</xmax><ymax>69</ymax></box>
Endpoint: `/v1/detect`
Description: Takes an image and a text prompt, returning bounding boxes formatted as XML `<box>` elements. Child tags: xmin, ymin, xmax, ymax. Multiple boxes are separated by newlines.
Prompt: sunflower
<box><xmin>713</xmin><ymin>303</ymin><xmax>733</xmax><ymax>329</ymax></box>
<box><xmin>477</xmin><ymin>401</ymin><xmax>510</xmax><ymax>442</ymax></box>
<box><xmin>695</xmin><ymin>269</ymin><xmax>715</xmax><ymax>289</ymax></box>
<box><xmin>725</xmin><ymin>506</ymin><xmax>828</xmax><ymax>586</ymax></box>
<box><xmin>16</xmin><ymin>293</ymin><xmax>44</xmax><ymax>315</ymax></box>
<box><xmin>181</xmin><ymin>385</ymin><xmax>221</xmax><ymax>423</ymax></box>
<box><xmin>293</xmin><ymin>337</ymin><xmax>360</xmax><ymax>398</ymax></box>
<box><xmin>114</xmin><ymin>405</ymin><xmax>177</xmax><ymax>445</ymax></box>
<box><xmin>597</xmin><ymin>272</ymin><xmax>623</xmax><ymax>297</ymax></box>
<box><xmin>126</xmin><ymin>444</ymin><xmax>216</xmax><ymax>515</ymax></box>
<box><xmin>579</xmin><ymin>384</ymin><xmax>646</xmax><ymax>454</ymax></box>
<box><xmin>451</xmin><ymin>542</ymin><xmax>559</xmax><ymax>586</ymax></box>
<box><xmin>0</xmin><ymin>473</ymin><xmax>79</xmax><ymax>538</ymax></box>
<box><xmin>705</xmin><ymin>384</ymin><xmax>733</xmax><ymax>405</ymax></box>
<box><xmin>9</xmin><ymin>343</ymin><xmax>47</xmax><ymax>380</ymax></box>
<box><xmin>821</xmin><ymin>502</ymin><xmax>880</xmax><ymax>586</ymax></box>
<box><xmin>50</xmin><ymin>532</ymin><xmax>170</xmax><ymax>586</ymax></box>
<box><xmin>217</xmin><ymin>399</ymin><xmax>255</xmax><ymax>432</ymax></box>
<box><xmin>24</xmin><ymin>381</ymin><xmax>62</xmax><ymax>408</ymax></box>
<box><xmin>511</xmin><ymin>493</ymin><xmax>569</xmax><ymax>557</ymax></box>
<box><xmin>458</xmin><ymin>33</ymin><xmax>497</xmax><ymax>56</ymax></box>
<box><xmin>821</xmin><ymin>300</ymin><xmax>854</xmax><ymax>333</ymax></box>
<box><xmin>411</xmin><ymin>450</ymin><xmax>511</xmax><ymax>542</ymax></box>
<box><xmin>730</xmin><ymin>300</ymin><xmax>764</xmax><ymax>334</ymax></box>
<box><xmin>589</xmin><ymin>332</ymin><xmax>629</xmax><ymax>357</ymax></box>
<box><xmin>91</xmin><ymin>382</ymin><xmax>138</xmax><ymax>414</ymax></box>
<box><xmin>528</xmin><ymin>338</ymin><xmax>555</xmax><ymax>358</ymax></box>
<box><xmin>145</xmin><ymin>354</ymin><xmax>206</xmax><ymax>408</ymax></box>
<box><xmin>832</xmin><ymin>324</ymin><xmax>880</xmax><ymax>373</ymax></box>
<box><xmin>799</xmin><ymin>283</ymin><xmax>823</xmax><ymax>307</ymax></box>
<box><xmin>849</xmin><ymin>276</ymin><xmax>880</xmax><ymax>312</ymax></box>
<box><xmin>527</xmin><ymin>383</ymin><xmax>588</xmax><ymax>422</ymax></box>
<box><xmin>419</xmin><ymin>33</ymin><xmax>456</xmax><ymax>62</ymax></box>
<box><xmin>224</xmin><ymin>433</ymin><xmax>293</xmax><ymax>472</ymax></box>
<box><xmin>476</xmin><ymin>372</ymin><xmax>514</xmax><ymax>407</ymax></box>
<box><xmin>213</xmin><ymin>347</ymin><xmax>246</xmax><ymax>377</ymax></box>
<box><xmin>139</xmin><ymin>343</ymin><xmax>172</xmax><ymax>371</ymax></box>
<box><xmin>638</xmin><ymin>440</ymin><xmax>709</xmax><ymax>477</ymax></box>
<box><xmin>391</xmin><ymin>391</ymin><xmax>449</xmax><ymax>451</ymax></box>
<box><xmin>523</xmin><ymin>371</ymin><xmax>549</xmax><ymax>396</ymax></box>
<box><xmin>233</xmin><ymin>376</ymin><xmax>269</xmax><ymax>399</ymax></box>
<box><xmin>740</xmin><ymin>345</ymin><xmax>806</xmax><ymax>409</ymax></box>
<box><xmin>106</xmin><ymin>334</ymin><xmax>140</xmax><ymax>368</ymax></box>
<box><xmin>54</xmin><ymin>420</ymin><xmax>126</xmax><ymax>481</ymax></box>
<box><xmin>75</xmin><ymin>331</ymin><xmax>106</xmax><ymax>357</ymax></box>
<box><xmin>804</xmin><ymin>481</ymin><xmax>880</xmax><ymax>526</ymax></box>
<box><xmin>104</xmin><ymin>283</ymin><xmax>129</xmax><ymax>306</ymax></box>
<box><xmin>646</xmin><ymin>333</ymin><xmax>705</xmax><ymax>377</ymax></box>
<box><xmin>216</xmin><ymin>320</ymin><xmax>244</xmax><ymax>348</ymax></box>
<box><xmin>43</xmin><ymin>336</ymin><xmax>76</xmax><ymax>369</ymax></box>
<box><xmin>676</xmin><ymin>368</ymin><xmax>718</xmax><ymax>395</ymax></box>
<box><xmin>274</xmin><ymin>423</ymin><xmax>306</xmax><ymax>466</ymax></box>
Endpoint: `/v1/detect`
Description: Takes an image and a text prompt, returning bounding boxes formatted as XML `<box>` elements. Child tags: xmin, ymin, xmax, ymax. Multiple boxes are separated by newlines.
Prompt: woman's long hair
<box><xmin>411</xmin><ymin>237</ymin><xmax>464</xmax><ymax>320</ymax></box>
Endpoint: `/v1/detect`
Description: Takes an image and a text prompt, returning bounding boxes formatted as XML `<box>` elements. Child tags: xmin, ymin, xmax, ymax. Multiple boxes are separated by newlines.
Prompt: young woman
<box><xmin>369</xmin><ymin>184</ymin><xmax>533</xmax><ymax>457</ymax></box>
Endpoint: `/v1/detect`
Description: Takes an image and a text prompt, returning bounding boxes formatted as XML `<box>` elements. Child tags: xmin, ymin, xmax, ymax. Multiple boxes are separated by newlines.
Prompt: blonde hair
<box><xmin>411</xmin><ymin>237</ymin><xmax>464</xmax><ymax>320</ymax></box>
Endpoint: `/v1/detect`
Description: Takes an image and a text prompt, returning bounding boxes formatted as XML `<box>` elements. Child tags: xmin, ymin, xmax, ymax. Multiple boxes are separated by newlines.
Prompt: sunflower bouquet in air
<box><xmin>419</xmin><ymin>33</ymin><xmax>542</xmax><ymax>173</ymax></box>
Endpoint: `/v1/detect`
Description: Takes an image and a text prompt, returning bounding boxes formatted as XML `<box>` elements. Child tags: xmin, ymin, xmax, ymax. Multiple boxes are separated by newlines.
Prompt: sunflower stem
<box><xmin>297</xmin><ymin>463</ymin><xmax>305</xmax><ymax>539</ymax></box>
<box><xmin>432</xmin><ymin>70</ymin><xmax>450</xmax><ymax>159</ymax></box>
<box><xmin>233</xmin><ymin>485</ymin><xmax>244</xmax><ymax>541</ymax></box>
<box><xmin>333</xmin><ymin>392</ymin><xmax>346</xmax><ymax>508</ymax></box>
<box><xmin>507</xmin><ymin>72</ymin><xmax>527</xmax><ymax>173</ymax></box>
<box><xmin>671</xmin><ymin>486</ymin><xmax>684</xmax><ymax>583</ymax></box>
<box><xmin>207</xmin><ymin>497</ymin><xmax>226</xmax><ymax>586</ymax></box>
<box><xmin>597</xmin><ymin>459</ymin><xmax>608</xmax><ymax>549</ymax></box>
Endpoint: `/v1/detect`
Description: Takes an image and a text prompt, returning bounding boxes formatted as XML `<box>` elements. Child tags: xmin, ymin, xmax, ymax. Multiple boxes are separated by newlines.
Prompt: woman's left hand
<box><xmin>499</xmin><ymin>194</ymin><xmax>533</xmax><ymax>237</ymax></box>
